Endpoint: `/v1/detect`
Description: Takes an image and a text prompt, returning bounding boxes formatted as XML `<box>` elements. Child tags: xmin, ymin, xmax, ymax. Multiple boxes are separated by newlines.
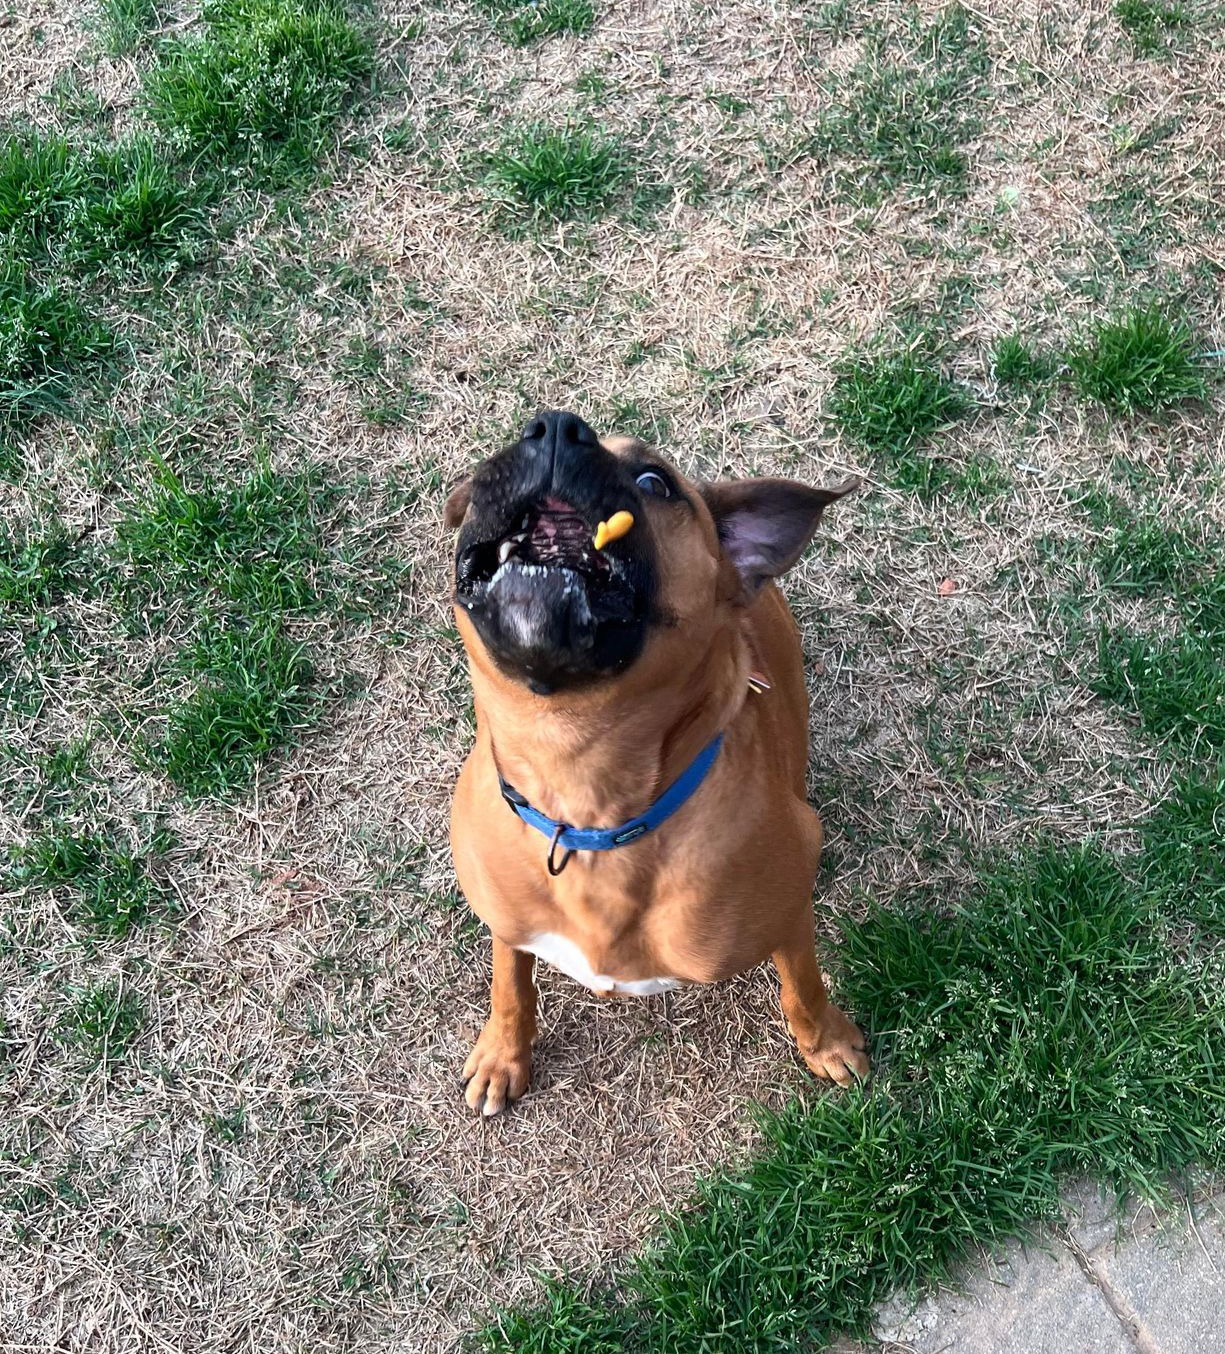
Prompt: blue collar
<box><xmin>499</xmin><ymin>733</ymin><xmax>725</xmax><ymax>876</ymax></box>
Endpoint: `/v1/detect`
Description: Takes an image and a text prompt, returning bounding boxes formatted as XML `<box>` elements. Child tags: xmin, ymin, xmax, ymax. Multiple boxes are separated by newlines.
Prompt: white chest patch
<box><xmin>518</xmin><ymin>932</ymin><xmax>681</xmax><ymax>997</ymax></box>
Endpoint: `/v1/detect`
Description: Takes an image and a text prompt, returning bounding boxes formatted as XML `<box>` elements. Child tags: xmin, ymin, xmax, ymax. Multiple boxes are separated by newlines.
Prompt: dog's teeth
<box><xmin>498</xmin><ymin>540</ymin><xmax>516</xmax><ymax>564</ymax></box>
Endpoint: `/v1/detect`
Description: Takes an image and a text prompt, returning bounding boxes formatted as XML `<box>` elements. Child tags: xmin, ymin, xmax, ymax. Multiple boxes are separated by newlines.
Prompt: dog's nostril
<box><xmin>521</xmin><ymin>410</ymin><xmax>599</xmax><ymax>450</ymax></box>
<box><xmin>556</xmin><ymin>412</ymin><xmax>598</xmax><ymax>447</ymax></box>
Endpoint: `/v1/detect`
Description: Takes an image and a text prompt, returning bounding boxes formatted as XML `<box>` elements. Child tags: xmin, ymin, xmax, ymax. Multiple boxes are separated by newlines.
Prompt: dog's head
<box><xmin>446</xmin><ymin>410</ymin><xmax>857</xmax><ymax>694</ymax></box>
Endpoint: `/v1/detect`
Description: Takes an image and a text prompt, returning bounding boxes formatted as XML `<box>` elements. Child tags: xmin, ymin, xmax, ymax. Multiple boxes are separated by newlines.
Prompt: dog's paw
<box><xmin>462</xmin><ymin>1024</ymin><xmax>532</xmax><ymax>1117</ymax></box>
<box><xmin>796</xmin><ymin>1005</ymin><xmax>869</xmax><ymax>1087</ymax></box>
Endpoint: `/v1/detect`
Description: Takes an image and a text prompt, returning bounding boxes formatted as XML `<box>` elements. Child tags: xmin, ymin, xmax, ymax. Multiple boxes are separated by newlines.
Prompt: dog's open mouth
<box><xmin>449</xmin><ymin>415</ymin><xmax>657</xmax><ymax>687</ymax></box>
<box><xmin>456</xmin><ymin>496</ymin><xmax>636</xmax><ymax>622</ymax></box>
<box><xmin>495</xmin><ymin>497</ymin><xmax>610</xmax><ymax>575</ymax></box>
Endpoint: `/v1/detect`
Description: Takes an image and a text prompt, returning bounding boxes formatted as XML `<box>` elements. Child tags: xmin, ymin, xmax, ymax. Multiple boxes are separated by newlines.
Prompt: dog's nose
<box><xmin>520</xmin><ymin>409</ymin><xmax>599</xmax><ymax>455</ymax></box>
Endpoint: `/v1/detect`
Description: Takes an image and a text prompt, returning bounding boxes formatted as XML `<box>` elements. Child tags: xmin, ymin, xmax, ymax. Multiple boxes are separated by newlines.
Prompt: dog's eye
<box><xmin>636</xmin><ymin>470</ymin><xmax>671</xmax><ymax>499</ymax></box>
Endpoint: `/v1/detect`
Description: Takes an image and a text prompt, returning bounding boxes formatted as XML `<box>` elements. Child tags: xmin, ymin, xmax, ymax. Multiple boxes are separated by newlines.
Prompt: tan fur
<box><xmin>450</xmin><ymin>436</ymin><xmax>868</xmax><ymax>1115</ymax></box>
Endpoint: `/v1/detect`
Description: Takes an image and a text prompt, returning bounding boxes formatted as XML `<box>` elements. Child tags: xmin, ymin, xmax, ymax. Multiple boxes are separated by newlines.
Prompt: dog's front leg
<box><xmin>462</xmin><ymin>937</ymin><xmax>538</xmax><ymax>1116</ymax></box>
<box><xmin>772</xmin><ymin>922</ymin><xmax>869</xmax><ymax>1087</ymax></box>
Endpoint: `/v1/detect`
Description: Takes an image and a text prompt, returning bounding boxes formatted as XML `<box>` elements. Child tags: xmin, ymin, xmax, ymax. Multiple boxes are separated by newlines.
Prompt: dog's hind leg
<box><xmin>772</xmin><ymin>922</ymin><xmax>869</xmax><ymax>1087</ymax></box>
<box><xmin>462</xmin><ymin>937</ymin><xmax>538</xmax><ymax>1116</ymax></box>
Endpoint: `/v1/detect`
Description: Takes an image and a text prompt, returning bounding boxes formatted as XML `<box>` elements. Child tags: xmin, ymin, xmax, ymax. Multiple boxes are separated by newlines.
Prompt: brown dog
<box><xmin>445</xmin><ymin>410</ymin><xmax>868</xmax><ymax>1115</ymax></box>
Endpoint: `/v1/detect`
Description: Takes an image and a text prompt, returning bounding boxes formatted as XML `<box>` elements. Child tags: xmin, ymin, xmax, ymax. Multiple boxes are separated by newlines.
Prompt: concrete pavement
<box><xmin>842</xmin><ymin>1186</ymin><xmax>1224</xmax><ymax>1354</ymax></box>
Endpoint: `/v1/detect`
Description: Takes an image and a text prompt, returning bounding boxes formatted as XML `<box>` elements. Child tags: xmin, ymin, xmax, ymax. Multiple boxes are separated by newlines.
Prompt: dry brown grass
<box><xmin>2</xmin><ymin>0</ymin><xmax>1222</xmax><ymax>1350</ymax></box>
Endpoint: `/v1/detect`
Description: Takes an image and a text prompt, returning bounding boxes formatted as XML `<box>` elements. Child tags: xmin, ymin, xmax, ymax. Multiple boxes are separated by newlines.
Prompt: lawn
<box><xmin>1</xmin><ymin>2</ymin><xmax>1222</xmax><ymax>1351</ymax></box>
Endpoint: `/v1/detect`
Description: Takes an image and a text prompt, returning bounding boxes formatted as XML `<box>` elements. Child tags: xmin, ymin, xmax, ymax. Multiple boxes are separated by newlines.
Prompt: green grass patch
<box><xmin>9</xmin><ymin>824</ymin><xmax>174</xmax><ymax>938</ymax></box>
<box><xmin>0</xmin><ymin>261</ymin><xmax>112</xmax><ymax>448</ymax></box>
<box><xmin>0</xmin><ymin>524</ymin><xmax>88</xmax><ymax>609</ymax></box>
<box><xmin>476</xmin><ymin>0</ymin><xmax>595</xmax><ymax>46</ymax></box>
<box><xmin>478</xmin><ymin>831</ymin><xmax>1224</xmax><ymax>1351</ymax></box>
<box><xmin>811</xmin><ymin>5</ymin><xmax>989</xmax><ymax>197</ymax></box>
<box><xmin>1143</xmin><ymin>765</ymin><xmax>1225</xmax><ymax>933</ymax></box>
<box><xmin>59</xmin><ymin>977</ymin><xmax>146</xmax><ymax>1065</ymax></box>
<box><xmin>0</xmin><ymin>130</ymin><xmax>209</xmax><ymax>275</ymax></box>
<box><xmin>117</xmin><ymin>465</ymin><xmax>330</xmax><ymax>798</ymax></box>
<box><xmin>149</xmin><ymin>612</ymin><xmax>318</xmax><ymax>799</ymax></box>
<box><xmin>0</xmin><ymin>128</ymin><xmax>209</xmax><ymax>457</ymax></box>
<box><xmin>483</xmin><ymin>121</ymin><xmax>634</xmax><ymax>225</ymax></box>
<box><xmin>98</xmin><ymin>0</ymin><xmax>161</xmax><ymax>56</ymax></box>
<box><xmin>1066</xmin><ymin>306</ymin><xmax>1207</xmax><ymax>414</ymax></box>
<box><xmin>827</xmin><ymin>348</ymin><xmax>973</xmax><ymax>497</ymax></box>
<box><xmin>828</xmin><ymin>350</ymin><xmax>969</xmax><ymax>456</ymax></box>
<box><xmin>0</xmin><ymin>741</ymin><xmax>98</xmax><ymax>819</ymax></box>
<box><xmin>205</xmin><ymin>1103</ymin><xmax>249</xmax><ymax>1142</ymax></box>
<box><xmin>1114</xmin><ymin>0</ymin><xmax>1190</xmax><ymax>55</ymax></box>
<box><xmin>1093</xmin><ymin>515</ymin><xmax>1216</xmax><ymax>597</ymax></box>
<box><xmin>1095</xmin><ymin>576</ymin><xmax>1225</xmax><ymax>757</ymax></box>
<box><xmin>67</xmin><ymin>137</ymin><xmax>208</xmax><ymax>271</ymax></box>
<box><xmin>0</xmin><ymin>524</ymin><xmax>96</xmax><ymax>718</ymax></box>
<box><xmin>116</xmin><ymin>463</ymin><xmax>324</xmax><ymax>618</ymax></box>
<box><xmin>1086</xmin><ymin>494</ymin><xmax>1224</xmax><ymax>756</ymax></box>
<box><xmin>992</xmin><ymin>333</ymin><xmax>1053</xmax><ymax>388</ymax></box>
<box><xmin>143</xmin><ymin>0</ymin><xmax>373</xmax><ymax>182</ymax></box>
<box><xmin>0</xmin><ymin>132</ymin><xmax>88</xmax><ymax>253</ymax></box>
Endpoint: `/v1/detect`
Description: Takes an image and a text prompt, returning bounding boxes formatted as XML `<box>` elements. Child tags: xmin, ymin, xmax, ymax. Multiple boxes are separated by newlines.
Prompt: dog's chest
<box><xmin>516</xmin><ymin>931</ymin><xmax>682</xmax><ymax>996</ymax></box>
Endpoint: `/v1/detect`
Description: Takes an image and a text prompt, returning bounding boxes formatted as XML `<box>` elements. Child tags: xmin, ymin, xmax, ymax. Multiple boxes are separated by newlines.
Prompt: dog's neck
<box><xmin>471</xmin><ymin>618</ymin><xmax>750</xmax><ymax>830</ymax></box>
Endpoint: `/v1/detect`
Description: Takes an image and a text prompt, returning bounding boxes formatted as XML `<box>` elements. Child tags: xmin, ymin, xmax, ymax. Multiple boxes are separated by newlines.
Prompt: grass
<box><xmin>116</xmin><ymin>466</ymin><xmax>330</xmax><ymax>797</ymax></box>
<box><xmin>149</xmin><ymin>613</ymin><xmax>318</xmax><ymax>798</ymax></box>
<box><xmin>8</xmin><ymin>824</ymin><xmax>174</xmax><ymax>938</ymax></box>
<box><xmin>0</xmin><ymin>131</ymin><xmax>88</xmax><ymax>250</ymax></box>
<box><xmin>1143</xmin><ymin>765</ymin><xmax>1225</xmax><ymax>932</ymax></box>
<box><xmin>59</xmin><ymin>977</ymin><xmax>147</xmax><ymax>1065</ymax></box>
<box><xmin>0</xmin><ymin>0</ymin><xmax>372</xmax><ymax>457</ymax></box>
<box><xmin>98</xmin><ymin>0</ymin><xmax>160</xmax><ymax>56</ymax></box>
<box><xmin>992</xmin><ymin>333</ymin><xmax>1052</xmax><ymax>388</ymax></box>
<box><xmin>484</xmin><ymin>121</ymin><xmax>633</xmax><ymax>224</ymax></box>
<box><xmin>1114</xmin><ymin>0</ymin><xmax>1190</xmax><ymax>55</ymax></box>
<box><xmin>1086</xmin><ymin>500</ymin><xmax>1225</xmax><ymax>757</ymax></box>
<box><xmin>479</xmin><ymin>831</ymin><xmax>1224</xmax><ymax>1352</ymax></box>
<box><xmin>116</xmin><ymin>463</ymin><xmax>325</xmax><ymax>616</ymax></box>
<box><xmin>1095</xmin><ymin>578</ymin><xmax>1225</xmax><ymax>756</ymax></box>
<box><xmin>0</xmin><ymin>127</ymin><xmax>207</xmax><ymax>458</ymax></box>
<box><xmin>0</xmin><ymin>524</ymin><xmax>87</xmax><ymax>608</ymax></box>
<box><xmin>828</xmin><ymin>350</ymin><xmax>969</xmax><ymax>456</ymax></box>
<box><xmin>0</xmin><ymin>130</ymin><xmax>209</xmax><ymax>274</ymax></box>
<box><xmin>1092</xmin><ymin>515</ymin><xmax>1216</xmax><ymax>596</ymax></box>
<box><xmin>812</xmin><ymin>5</ymin><xmax>990</xmax><ymax>197</ymax></box>
<box><xmin>1066</xmin><ymin>306</ymin><xmax>1207</xmax><ymax>414</ymax></box>
<box><xmin>67</xmin><ymin>137</ymin><xmax>209</xmax><ymax>271</ymax></box>
<box><xmin>476</xmin><ymin>0</ymin><xmax>595</xmax><ymax>46</ymax></box>
<box><xmin>827</xmin><ymin>347</ymin><xmax>971</xmax><ymax>496</ymax></box>
<box><xmin>0</xmin><ymin>260</ymin><xmax>112</xmax><ymax>445</ymax></box>
<box><xmin>143</xmin><ymin>0</ymin><xmax>373</xmax><ymax>182</ymax></box>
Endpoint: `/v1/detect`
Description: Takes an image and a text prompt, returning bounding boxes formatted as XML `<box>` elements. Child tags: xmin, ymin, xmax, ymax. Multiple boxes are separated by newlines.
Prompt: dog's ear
<box><xmin>701</xmin><ymin>476</ymin><xmax>859</xmax><ymax>596</ymax></box>
<box><xmin>443</xmin><ymin>477</ymin><xmax>472</xmax><ymax>529</ymax></box>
